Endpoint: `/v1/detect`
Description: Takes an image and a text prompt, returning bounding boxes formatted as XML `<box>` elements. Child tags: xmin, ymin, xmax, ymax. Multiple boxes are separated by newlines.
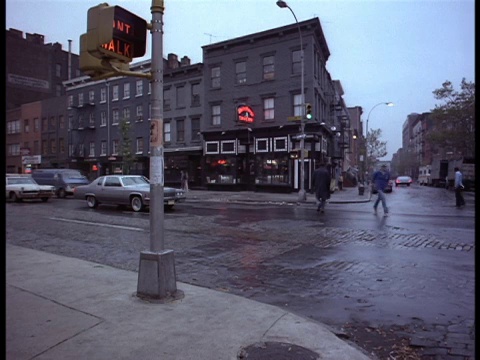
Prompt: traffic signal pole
<box><xmin>136</xmin><ymin>0</ymin><xmax>182</xmax><ymax>302</ymax></box>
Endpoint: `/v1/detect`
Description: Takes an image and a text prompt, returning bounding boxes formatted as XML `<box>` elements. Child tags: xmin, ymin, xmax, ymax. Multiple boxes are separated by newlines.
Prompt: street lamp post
<box><xmin>276</xmin><ymin>0</ymin><xmax>306</xmax><ymax>202</ymax></box>
<box><xmin>365</xmin><ymin>102</ymin><xmax>394</xmax><ymax>174</ymax></box>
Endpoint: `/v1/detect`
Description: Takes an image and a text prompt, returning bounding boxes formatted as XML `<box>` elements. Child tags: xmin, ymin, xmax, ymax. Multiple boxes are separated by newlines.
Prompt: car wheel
<box><xmin>86</xmin><ymin>195</ymin><xmax>98</xmax><ymax>209</ymax></box>
<box><xmin>10</xmin><ymin>192</ymin><xmax>21</xmax><ymax>202</ymax></box>
<box><xmin>131</xmin><ymin>196</ymin><xmax>144</xmax><ymax>212</ymax></box>
<box><xmin>58</xmin><ymin>188</ymin><xmax>66</xmax><ymax>198</ymax></box>
<box><xmin>41</xmin><ymin>197</ymin><xmax>49</xmax><ymax>202</ymax></box>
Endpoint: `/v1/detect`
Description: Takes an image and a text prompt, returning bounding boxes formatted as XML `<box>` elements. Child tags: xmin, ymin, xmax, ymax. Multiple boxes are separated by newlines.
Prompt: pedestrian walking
<box><xmin>372</xmin><ymin>164</ymin><xmax>390</xmax><ymax>216</ymax></box>
<box><xmin>181</xmin><ymin>170</ymin><xmax>189</xmax><ymax>191</ymax></box>
<box><xmin>312</xmin><ymin>162</ymin><xmax>331</xmax><ymax>213</ymax></box>
<box><xmin>454</xmin><ymin>167</ymin><xmax>465</xmax><ymax>208</ymax></box>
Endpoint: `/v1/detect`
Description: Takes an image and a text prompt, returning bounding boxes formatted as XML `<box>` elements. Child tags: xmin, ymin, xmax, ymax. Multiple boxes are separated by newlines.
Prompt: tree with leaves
<box><xmin>427</xmin><ymin>78</ymin><xmax>475</xmax><ymax>158</ymax></box>
<box><xmin>119</xmin><ymin>118</ymin><xmax>135</xmax><ymax>175</ymax></box>
<box><xmin>366</xmin><ymin>128</ymin><xmax>388</xmax><ymax>171</ymax></box>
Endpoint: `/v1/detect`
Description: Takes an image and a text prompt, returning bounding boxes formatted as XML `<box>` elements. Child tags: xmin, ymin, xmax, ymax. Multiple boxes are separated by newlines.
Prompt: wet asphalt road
<box><xmin>6</xmin><ymin>185</ymin><xmax>475</xmax><ymax>359</ymax></box>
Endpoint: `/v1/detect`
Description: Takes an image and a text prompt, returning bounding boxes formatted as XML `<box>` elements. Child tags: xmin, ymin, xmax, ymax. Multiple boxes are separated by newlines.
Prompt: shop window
<box><xmin>273</xmin><ymin>137</ymin><xmax>288</xmax><ymax>151</ymax></box>
<box><xmin>255</xmin><ymin>154</ymin><xmax>290</xmax><ymax>185</ymax></box>
<box><xmin>205</xmin><ymin>156</ymin><xmax>236</xmax><ymax>184</ymax></box>
<box><xmin>221</xmin><ymin>140</ymin><xmax>236</xmax><ymax>154</ymax></box>
<box><xmin>205</xmin><ymin>141</ymin><xmax>219</xmax><ymax>154</ymax></box>
<box><xmin>255</xmin><ymin>138</ymin><xmax>269</xmax><ymax>153</ymax></box>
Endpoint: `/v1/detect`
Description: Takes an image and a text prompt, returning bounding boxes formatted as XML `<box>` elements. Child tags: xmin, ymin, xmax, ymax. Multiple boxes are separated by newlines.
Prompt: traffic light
<box><xmin>84</xmin><ymin>3</ymin><xmax>147</xmax><ymax>63</ymax></box>
<box><xmin>305</xmin><ymin>103</ymin><xmax>313</xmax><ymax>120</ymax></box>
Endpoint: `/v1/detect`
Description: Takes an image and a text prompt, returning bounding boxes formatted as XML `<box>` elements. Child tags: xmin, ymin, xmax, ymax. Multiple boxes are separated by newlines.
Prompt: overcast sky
<box><xmin>6</xmin><ymin>0</ymin><xmax>475</xmax><ymax>160</ymax></box>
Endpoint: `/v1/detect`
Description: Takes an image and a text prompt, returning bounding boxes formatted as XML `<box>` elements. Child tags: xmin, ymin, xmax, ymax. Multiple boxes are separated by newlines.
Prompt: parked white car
<box><xmin>6</xmin><ymin>175</ymin><xmax>56</xmax><ymax>202</ymax></box>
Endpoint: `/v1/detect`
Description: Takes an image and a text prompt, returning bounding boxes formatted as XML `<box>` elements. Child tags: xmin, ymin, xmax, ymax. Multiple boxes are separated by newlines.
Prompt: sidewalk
<box><xmin>186</xmin><ymin>185</ymin><xmax>371</xmax><ymax>205</ymax></box>
<box><xmin>6</xmin><ymin>242</ymin><xmax>373</xmax><ymax>360</ymax></box>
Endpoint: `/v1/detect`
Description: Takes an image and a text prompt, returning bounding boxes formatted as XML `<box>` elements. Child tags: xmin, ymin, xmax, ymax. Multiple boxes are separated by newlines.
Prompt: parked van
<box><xmin>31</xmin><ymin>169</ymin><xmax>90</xmax><ymax>198</ymax></box>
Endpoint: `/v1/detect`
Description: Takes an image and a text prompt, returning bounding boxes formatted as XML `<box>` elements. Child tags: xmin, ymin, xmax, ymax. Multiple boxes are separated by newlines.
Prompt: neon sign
<box><xmin>237</xmin><ymin>105</ymin><xmax>255</xmax><ymax>123</ymax></box>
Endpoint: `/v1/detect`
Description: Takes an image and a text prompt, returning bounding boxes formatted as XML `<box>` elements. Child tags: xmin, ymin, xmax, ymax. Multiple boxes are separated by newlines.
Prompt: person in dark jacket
<box><xmin>372</xmin><ymin>164</ymin><xmax>390</xmax><ymax>216</ymax></box>
<box><xmin>312</xmin><ymin>162</ymin><xmax>332</xmax><ymax>213</ymax></box>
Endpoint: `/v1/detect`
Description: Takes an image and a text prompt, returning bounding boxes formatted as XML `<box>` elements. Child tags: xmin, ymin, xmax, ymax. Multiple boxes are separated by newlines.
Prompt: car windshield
<box><xmin>8</xmin><ymin>177</ymin><xmax>37</xmax><ymax>185</ymax></box>
<box><xmin>122</xmin><ymin>176</ymin><xmax>149</xmax><ymax>186</ymax></box>
<box><xmin>63</xmin><ymin>172</ymin><xmax>86</xmax><ymax>180</ymax></box>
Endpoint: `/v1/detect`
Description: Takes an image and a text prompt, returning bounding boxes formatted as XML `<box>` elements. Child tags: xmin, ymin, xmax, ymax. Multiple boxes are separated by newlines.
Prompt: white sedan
<box><xmin>73</xmin><ymin>175</ymin><xmax>186</xmax><ymax>212</ymax></box>
<box><xmin>6</xmin><ymin>175</ymin><xmax>56</xmax><ymax>202</ymax></box>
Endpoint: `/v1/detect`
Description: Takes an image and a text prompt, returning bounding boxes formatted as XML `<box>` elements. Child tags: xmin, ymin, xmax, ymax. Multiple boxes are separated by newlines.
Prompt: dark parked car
<box><xmin>73</xmin><ymin>175</ymin><xmax>186</xmax><ymax>212</ymax></box>
<box><xmin>395</xmin><ymin>176</ymin><xmax>413</xmax><ymax>187</ymax></box>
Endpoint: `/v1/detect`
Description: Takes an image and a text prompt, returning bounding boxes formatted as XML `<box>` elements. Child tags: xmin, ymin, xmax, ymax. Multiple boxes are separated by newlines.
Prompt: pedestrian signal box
<box><xmin>85</xmin><ymin>3</ymin><xmax>147</xmax><ymax>63</ymax></box>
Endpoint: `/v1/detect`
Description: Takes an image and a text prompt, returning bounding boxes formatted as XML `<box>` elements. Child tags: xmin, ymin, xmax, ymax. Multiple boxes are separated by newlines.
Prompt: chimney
<box><xmin>180</xmin><ymin>56</ymin><xmax>191</xmax><ymax>67</ymax></box>
<box><xmin>68</xmin><ymin>39</ymin><xmax>72</xmax><ymax>80</ymax></box>
<box><xmin>167</xmin><ymin>53</ymin><xmax>179</xmax><ymax>69</ymax></box>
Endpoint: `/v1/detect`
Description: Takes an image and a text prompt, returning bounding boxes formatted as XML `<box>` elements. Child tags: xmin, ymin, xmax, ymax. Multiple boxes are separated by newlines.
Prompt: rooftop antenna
<box><xmin>204</xmin><ymin>33</ymin><xmax>219</xmax><ymax>44</ymax></box>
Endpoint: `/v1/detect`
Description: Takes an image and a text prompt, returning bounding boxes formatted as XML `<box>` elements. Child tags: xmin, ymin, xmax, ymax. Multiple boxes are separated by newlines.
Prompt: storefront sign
<box><xmin>237</xmin><ymin>105</ymin><xmax>255</xmax><ymax>123</ymax></box>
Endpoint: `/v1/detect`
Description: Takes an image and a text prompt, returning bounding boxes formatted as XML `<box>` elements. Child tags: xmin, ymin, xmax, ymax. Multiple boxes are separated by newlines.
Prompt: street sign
<box><xmin>287</xmin><ymin>116</ymin><xmax>302</xmax><ymax>122</ymax></box>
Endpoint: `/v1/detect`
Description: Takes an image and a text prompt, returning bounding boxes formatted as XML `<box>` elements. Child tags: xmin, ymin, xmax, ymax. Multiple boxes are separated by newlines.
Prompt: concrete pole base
<box><xmin>136</xmin><ymin>250</ymin><xmax>183</xmax><ymax>303</ymax></box>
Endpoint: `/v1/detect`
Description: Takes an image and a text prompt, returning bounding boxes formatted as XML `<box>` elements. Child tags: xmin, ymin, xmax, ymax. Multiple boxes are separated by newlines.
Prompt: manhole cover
<box><xmin>238</xmin><ymin>341</ymin><xmax>319</xmax><ymax>359</ymax></box>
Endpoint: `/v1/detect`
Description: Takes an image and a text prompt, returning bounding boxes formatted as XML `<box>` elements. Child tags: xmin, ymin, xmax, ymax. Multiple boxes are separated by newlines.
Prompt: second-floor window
<box><xmin>176</xmin><ymin>85</ymin><xmax>185</xmax><ymax>108</ymax></box>
<box><xmin>164</xmin><ymin>122</ymin><xmax>171</xmax><ymax>143</ymax></box>
<box><xmin>112</xmin><ymin>109</ymin><xmax>119</xmax><ymax>125</ymax></box>
<box><xmin>24</xmin><ymin>119</ymin><xmax>29</xmax><ymax>133</ymax></box>
<box><xmin>136</xmin><ymin>105</ymin><xmax>143</xmax><ymax>120</ymax></box>
<box><xmin>89</xmin><ymin>113</ymin><xmax>95</xmax><ymax>127</ymax></box>
<box><xmin>191</xmin><ymin>118</ymin><xmax>200</xmax><ymax>141</ymax></box>
<box><xmin>191</xmin><ymin>83</ymin><xmax>200</xmax><ymax>106</ymax></box>
<box><xmin>293</xmin><ymin>94</ymin><xmax>303</xmax><ymax>117</ymax></box>
<box><xmin>212</xmin><ymin>105</ymin><xmax>221</xmax><ymax>126</ymax></box>
<box><xmin>112</xmin><ymin>140</ymin><xmax>119</xmax><ymax>155</ymax></box>
<box><xmin>122</xmin><ymin>107</ymin><xmax>130</xmax><ymax>122</ymax></box>
<box><xmin>89</xmin><ymin>90</ymin><xmax>95</xmax><ymax>104</ymax></box>
<box><xmin>100</xmin><ymin>87</ymin><xmax>107</xmax><ymax>102</ymax></box>
<box><xmin>100</xmin><ymin>141</ymin><xmax>107</xmax><ymax>156</ymax></box>
<box><xmin>136</xmin><ymin>137</ymin><xmax>144</xmax><ymax>153</ymax></box>
<box><xmin>78</xmin><ymin>93</ymin><xmax>84</xmax><ymax>107</ymax></box>
<box><xmin>263</xmin><ymin>98</ymin><xmax>275</xmax><ymax>121</ymax></box>
<box><xmin>177</xmin><ymin>119</ymin><xmax>185</xmax><ymax>142</ymax></box>
<box><xmin>89</xmin><ymin>141</ymin><xmax>95</xmax><ymax>157</ymax></box>
<box><xmin>100</xmin><ymin>111</ymin><xmax>107</xmax><ymax>126</ymax></box>
<box><xmin>34</xmin><ymin>118</ymin><xmax>39</xmax><ymax>132</ymax></box>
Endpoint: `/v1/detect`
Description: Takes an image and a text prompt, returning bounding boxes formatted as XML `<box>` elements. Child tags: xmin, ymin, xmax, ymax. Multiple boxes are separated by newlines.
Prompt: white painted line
<box><xmin>49</xmin><ymin>217</ymin><xmax>145</xmax><ymax>232</ymax></box>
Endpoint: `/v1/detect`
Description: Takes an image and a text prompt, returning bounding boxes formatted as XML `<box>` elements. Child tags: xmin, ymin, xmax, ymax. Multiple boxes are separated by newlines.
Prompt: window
<box><xmin>59</xmin><ymin>115</ymin><xmax>65</xmax><ymax>129</ymax></box>
<box><xmin>78</xmin><ymin>93</ymin><xmax>84</xmax><ymax>107</ymax></box>
<box><xmin>34</xmin><ymin>141</ymin><xmax>39</xmax><ymax>154</ymax></box>
<box><xmin>256</xmin><ymin>154</ymin><xmax>290</xmax><ymax>185</ymax></box>
<box><xmin>68</xmin><ymin>115</ymin><xmax>73</xmax><ymax>130</ymax></box>
<box><xmin>56</xmin><ymin>85</ymin><xmax>62</xmax><ymax>97</ymax></box>
<box><xmin>235</xmin><ymin>61</ymin><xmax>247</xmax><ymax>84</ymax></box>
<box><xmin>7</xmin><ymin>120</ymin><xmax>21</xmax><ymax>134</ymax></box>
<box><xmin>136</xmin><ymin>105</ymin><xmax>143</xmax><ymax>120</ymax></box>
<box><xmin>105</xmin><ymin>177</ymin><xmax>121</xmax><ymax>187</ymax></box>
<box><xmin>100</xmin><ymin>87</ymin><xmax>107</xmax><ymax>102</ymax></box>
<box><xmin>112</xmin><ymin>85</ymin><xmax>119</xmax><ymax>101</ymax></box>
<box><xmin>164</xmin><ymin>122</ymin><xmax>171</xmax><ymax>142</ymax></box>
<box><xmin>78</xmin><ymin>115</ymin><xmax>84</xmax><ymax>129</ymax></box>
<box><xmin>42</xmin><ymin>118</ymin><xmax>48</xmax><ymax>132</ymax></box>
<box><xmin>274</xmin><ymin>137</ymin><xmax>288</xmax><ymax>151</ymax></box>
<box><xmin>7</xmin><ymin>144</ymin><xmax>20</xmax><ymax>156</ymax></box>
<box><xmin>24</xmin><ymin>119</ymin><xmax>29</xmax><ymax>133</ymax></box>
<box><xmin>263</xmin><ymin>55</ymin><xmax>275</xmax><ymax>80</ymax></box>
<box><xmin>78</xmin><ymin>144</ymin><xmax>85</xmax><ymax>157</ymax></box>
<box><xmin>34</xmin><ymin>118</ymin><xmax>39</xmax><ymax>132</ymax></box>
<box><xmin>256</xmin><ymin>138</ymin><xmax>269</xmax><ymax>152</ymax></box>
<box><xmin>136</xmin><ymin>80</ymin><xmax>143</xmax><ymax>96</ymax></box>
<box><xmin>50</xmin><ymin>139</ymin><xmax>56</xmax><ymax>154</ymax></box>
<box><xmin>122</xmin><ymin>107</ymin><xmax>130</xmax><ymax>122</ymax></box>
<box><xmin>59</xmin><ymin>138</ymin><xmax>65</xmax><ymax>154</ymax></box>
<box><xmin>89</xmin><ymin>113</ymin><xmax>95</xmax><ymax>127</ymax></box>
<box><xmin>191</xmin><ymin>118</ymin><xmax>200</xmax><ymax>141</ymax></box>
<box><xmin>211</xmin><ymin>66</ymin><xmax>220</xmax><ymax>88</ymax></box>
<box><xmin>112</xmin><ymin>140</ymin><xmax>119</xmax><ymax>155</ymax></box>
<box><xmin>191</xmin><ymin>83</ymin><xmax>200</xmax><ymax>106</ymax></box>
<box><xmin>100</xmin><ymin>141</ymin><xmax>107</xmax><ymax>156</ymax></box>
<box><xmin>164</xmin><ymin>87</ymin><xmax>171</xmax><ymax>110</ymax></box>
<box><xmin>136</xmin><ymin>137</ymin><xmax>144</xmax><ymax>154</ymax></box>
<box><xmin>50</xmin><ymin>116</ymin><xmax>56</xmax><ymax>130</ymax></box>
<box><xmin>177</xmin><ymin>119</ymin><xmax>185</xmax><ymax>142</ymax></box>
<box><xmin>100</xmin><ymin>111</ymin><xmax>107</xmax><ymax>126</ymax></box>
<box><xmin>89</xmin><ymin>142</ymin><xmax>95</xmax><ymax>157</ymax></box>
<box><xmin>221</xmin><ymin>140</ymin><xmax>236</xmax><ymax>154</ymax></box>
<box><xmin>212</xmin><ymin>105</ymin><xmax>221</xmax><ymax>126</ymax></box>
<box><xmin>292</xmin><ymin>49</ymin><xmax>302</xmax><ymax>75</ymax></box>
<box><xmin>89</xmin><ymin>90</ymin><xmax>95</xmax><ymax>104</ymax></box>
<box><xmin>263</xmin><ymin>97</ymin><xmax>275</xmax><ymax>121</ymax></box>
<box><xmin>205</xmin><ymin>141</ymin><xmax>219</xmax><ymax>154</ymax></box>
<box><xmin>293</xmin><ymin>94</ymin><xmax>303</xmax><ymax>117</ymax></box>
<box><xmin>67</xmin><ymin>95</ymin><xmax>74</xmax><ymax>108</ymax></box>
<box><xmin>123</xmin><ymin>83</ymin><xmax>130</xmax><ymax>98</ymax></box>
<box><xmin>176</xmin><ymin>85</ymin><xmax>185</xmax><ymax>108</ymax></box>
<box><xmin>42</xmin><ymin>140</ymin><xmax>48</xmax><ymax>155</ymax></box>
<box><xmin>112</xmin><ymin>109</ymin><xmax>119</xmax><ymax>125</ymax></box>
<box><xmin>56</xmin><ymin>64</ymin><xmax>61</xmax><ymax>77</ymax></box>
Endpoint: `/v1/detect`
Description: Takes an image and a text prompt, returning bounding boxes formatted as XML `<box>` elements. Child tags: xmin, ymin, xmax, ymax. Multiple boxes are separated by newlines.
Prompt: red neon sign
<box><xmin>237</xmin><ymin>105</ymin><xmax>255</xmax><ymax>123</ymax></box>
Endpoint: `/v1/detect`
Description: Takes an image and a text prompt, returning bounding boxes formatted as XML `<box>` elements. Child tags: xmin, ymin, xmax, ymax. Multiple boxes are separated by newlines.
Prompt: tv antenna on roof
<box><xmin>204</xmin><ymin>33</ymin><xmax>219</xmax><ymax>44</ymax></box>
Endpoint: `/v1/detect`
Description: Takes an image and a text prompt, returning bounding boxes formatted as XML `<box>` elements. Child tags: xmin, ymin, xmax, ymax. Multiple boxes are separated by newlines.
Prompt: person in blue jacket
<box><xmin>372</xmin><ymin>164</ymin><xmax>390</xmax><ymax>216</ymax></box>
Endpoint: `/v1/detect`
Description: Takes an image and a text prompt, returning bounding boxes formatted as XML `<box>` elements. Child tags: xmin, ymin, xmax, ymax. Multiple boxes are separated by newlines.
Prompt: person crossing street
<box><xmin>372</xmin><ymin>164</ymin><xmax>390</xmax><ymax>216</ymax></box>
